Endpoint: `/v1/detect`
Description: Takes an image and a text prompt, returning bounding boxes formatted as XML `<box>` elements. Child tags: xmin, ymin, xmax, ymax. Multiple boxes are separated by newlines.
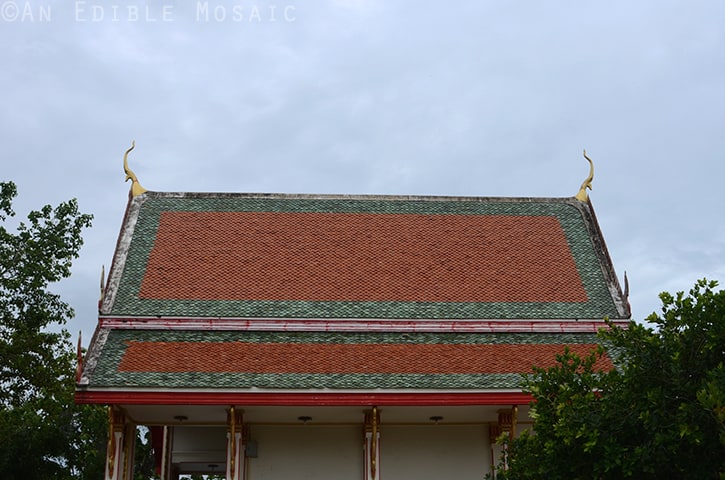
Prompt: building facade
<box><xmin>76</xmin><ymin>150</ymin><xmax>629</xmax><ymax>479</ymax></box>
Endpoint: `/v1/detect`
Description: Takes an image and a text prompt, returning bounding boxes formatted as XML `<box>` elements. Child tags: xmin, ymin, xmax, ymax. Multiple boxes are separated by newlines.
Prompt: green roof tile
<box><xmin>104</xmin><ymin>193</ymin><xmax>625</xmax><ymax>320</ymax></box>
<box><xmin>87</xmin><ymin>329</ymin><xmax>609</xmax><ymax>390</ymax></box>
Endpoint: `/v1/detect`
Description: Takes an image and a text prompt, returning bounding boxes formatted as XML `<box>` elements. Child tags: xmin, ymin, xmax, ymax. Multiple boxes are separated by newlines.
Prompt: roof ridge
<box><xmin>135</xmin><ymin>190</ymin><xmax>587</xmax><ymax>204</ymax></box>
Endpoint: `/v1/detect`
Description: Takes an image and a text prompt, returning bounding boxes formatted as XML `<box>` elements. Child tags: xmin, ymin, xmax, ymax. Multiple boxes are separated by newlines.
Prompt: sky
<box><xmin>2</xmin><ymin>1</ymin><xmax>724</xmax><ymax>344</ymax></box>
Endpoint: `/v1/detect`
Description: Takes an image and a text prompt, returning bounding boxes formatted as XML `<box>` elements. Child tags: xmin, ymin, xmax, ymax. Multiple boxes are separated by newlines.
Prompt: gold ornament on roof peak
<box><xmin>575</xmin><ymin>149</ymin><xmax>594</xmax><ymax>202</ymax></box>
<box><xmin>123</xmin><ymin>140</ymin><xmax>147</xmax><ymax>196</ymax></box>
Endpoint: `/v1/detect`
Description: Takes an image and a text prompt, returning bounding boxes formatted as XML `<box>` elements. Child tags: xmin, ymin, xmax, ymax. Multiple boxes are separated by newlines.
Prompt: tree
<box><xmin>0</xmin><ymin>180</ymin><xmax>103</xmax><ymax>479</ymax></box>
<box><xmin>494</xmin><ymin>279</ymin><xmax>725</xmax><ymax>479</ymax></box>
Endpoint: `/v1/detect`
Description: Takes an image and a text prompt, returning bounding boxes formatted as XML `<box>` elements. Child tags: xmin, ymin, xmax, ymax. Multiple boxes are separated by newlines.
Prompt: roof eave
<box><xmin>75</xmin><ymin>389</ymin><xmax>533</xmax><ymax>407</ymax></box>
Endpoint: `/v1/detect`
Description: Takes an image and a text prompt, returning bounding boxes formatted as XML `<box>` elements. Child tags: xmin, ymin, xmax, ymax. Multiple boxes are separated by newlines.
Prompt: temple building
<box><xmin>75</xmin><ymin>145</ymin><xmax>630</xmax><ymax>480</ymax></box>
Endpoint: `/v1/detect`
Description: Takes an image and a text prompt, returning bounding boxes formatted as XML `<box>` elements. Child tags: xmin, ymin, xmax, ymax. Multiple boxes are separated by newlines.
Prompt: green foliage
<box><xmin>69</xmin><ymin>405</ymin><xmax>109</xmax><ymax>480</ymax></box>
<box><xmin>0</xmin><ymin>181</ymin><xmax>104</xmax><ymax>479</ymax></box>
<box><xmin>134</xmin><ymin>427</ymin><xmax>159</xmax><ymax>480</ymax></box>
<box><xmin>697</xmin><ymin>364</ymin><xmax>725</xmax><ymax>448</ymax></box>
<box><xmin>495</xmin><ymin>279</ymin><xmax>725</xmax><ymax>479</ymax></box>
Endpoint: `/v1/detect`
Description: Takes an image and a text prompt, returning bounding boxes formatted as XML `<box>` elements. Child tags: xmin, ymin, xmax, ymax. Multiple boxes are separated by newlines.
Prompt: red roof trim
<box><xmin>98</xmin><ymin>317</ymin><xmax>626</xmax><ymax>333</ymax></box>
<box><xmin>75</xmin><ymin>391</ymin><xmax>533</xmax><ymax>406</ymax></box>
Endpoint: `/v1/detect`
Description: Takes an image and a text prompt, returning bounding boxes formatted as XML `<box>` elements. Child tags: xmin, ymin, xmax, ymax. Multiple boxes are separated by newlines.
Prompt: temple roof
<box><xmin>78</xmin><ymin>188</ymin><xmax>629</xmax><ymax>403</ymax></box>
<box><xmin>100</xmin><ymin>192</ymin><xmax>629</xmax><ymax>321</ymax></box>
<box><xmin>82</xmin><ymin>330</ymin><xmax>612</xmax><ymax>391</ymax></box>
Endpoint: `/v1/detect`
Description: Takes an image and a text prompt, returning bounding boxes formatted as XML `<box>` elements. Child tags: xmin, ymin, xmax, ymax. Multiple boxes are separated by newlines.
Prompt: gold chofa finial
<box><xmin>575</xmin><ymin>149</ymin><xmax>594</xmax><ymax>202</ymax></box>
<box><xmin>123</xmin><ymin>140</ymin><xmax>147</xmax><ymax>196</ymax></box>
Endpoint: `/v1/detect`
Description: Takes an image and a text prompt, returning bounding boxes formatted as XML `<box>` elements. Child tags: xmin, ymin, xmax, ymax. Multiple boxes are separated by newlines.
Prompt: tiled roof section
<box><xmin>139</xmin><ymin>211</ymin><xmax>586</xmax><ymax>303</ymax></box>
<box><xmin>119</xmin><ymin>342</ymin><xmax>610</xmax><ymax>374</ymax></box>
<box><xmin>105</xmin><ymin>193</ymin><xmax>626</xmax><ymax>319</ymax></box>
<box><xmin>87</xmin><ymin>329</ymin><xmax>613</xmax><ymax>390</ymax></box>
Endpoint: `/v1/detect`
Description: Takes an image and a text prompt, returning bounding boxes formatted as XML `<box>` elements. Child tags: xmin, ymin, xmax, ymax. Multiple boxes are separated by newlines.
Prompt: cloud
<box><xmin>1</xmin><ymin>0</ymin><xmax>724</xmax><ymax>339</ymax></box>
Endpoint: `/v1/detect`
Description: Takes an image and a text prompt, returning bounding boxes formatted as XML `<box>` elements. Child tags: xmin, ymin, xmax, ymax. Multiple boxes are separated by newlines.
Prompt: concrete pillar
<box><xmin>159</xmin><ymin>426</ymin><xmax>174</xmax><ymax>480</ymax></box>
<box><xmin>122</xmin><ymin>423</ymin><xmax>136</xmax><ymax>480</ymax></box>
<box><xmin>363</xmin><ymin>407</ymin><xmax>381</xmax><ymax>480</ymax></box>
<box><xmin>226</xmin><ymin>407</ymin><xmax>245</xmax><ymax>480</ymax></box>
<box><xmin>105</xmin><ymin>406</ymin><xmax>135</xmax><ymax>480</ymax></box>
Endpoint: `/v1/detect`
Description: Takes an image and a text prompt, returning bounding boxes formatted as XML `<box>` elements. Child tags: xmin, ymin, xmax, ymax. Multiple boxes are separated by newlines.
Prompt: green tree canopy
<box><xmin>0</xmin><ymin>180</ymin><xmax>105</xmax><ymax>479</ymax></box>
<box><xmin>496</xmin><ymin>279</ymin><xmax>725</xmax><ymax>479</ymax></box>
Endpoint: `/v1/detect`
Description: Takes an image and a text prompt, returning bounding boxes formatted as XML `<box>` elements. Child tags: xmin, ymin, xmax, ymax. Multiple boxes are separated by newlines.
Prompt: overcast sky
<box><xmin>2</xmin><ymin>0</ymin><xmax>724</xmax><ymax>344</ymax></box>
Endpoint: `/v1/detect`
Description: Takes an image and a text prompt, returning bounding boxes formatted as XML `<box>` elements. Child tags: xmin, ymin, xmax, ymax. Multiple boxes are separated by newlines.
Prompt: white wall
<box><xmin>169</xmin><ymin>423</ymin><xmax>494</xmax><ymax>479</ymax></box>
<box><xmin>381</xmin><ymin>425</ymin><xmax>489</xmax><ymax>480</ymax></box>
<box><xmin>247</xmin><ymin>425</ymin><xmax>362</xmax><ymax>480</ymax></box>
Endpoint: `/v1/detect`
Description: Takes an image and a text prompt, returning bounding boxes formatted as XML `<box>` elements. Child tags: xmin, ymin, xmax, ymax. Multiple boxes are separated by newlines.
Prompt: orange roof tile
<box><xmin>118</xmin><ymin>341</ymin><xmax>612</xmax><ymax>374</ymax></box>
<box><xmin>139</xmin><ymin>211</ymin><xmax>587</xmax><ymax>303</ymax></box>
